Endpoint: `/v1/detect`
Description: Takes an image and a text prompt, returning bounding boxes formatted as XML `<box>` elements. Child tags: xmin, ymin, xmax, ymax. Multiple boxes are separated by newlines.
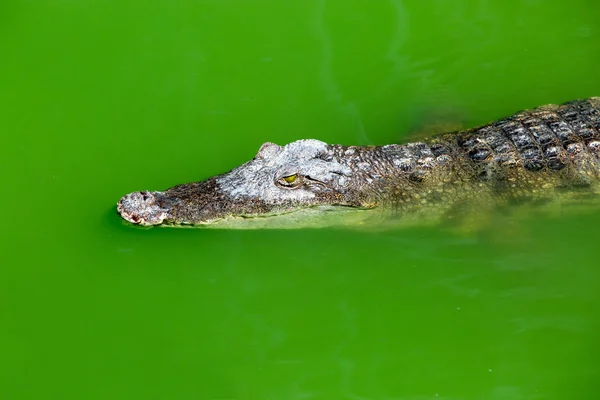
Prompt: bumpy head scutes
<box><xmin>256</xmin><ymin>142</ymin><xmax>282</xmax><ymax>159</ymax></box>
<box><xmin>217</xmin><ymin>139</ymin><xmax>352</xmax><ymax>201</ymax></box>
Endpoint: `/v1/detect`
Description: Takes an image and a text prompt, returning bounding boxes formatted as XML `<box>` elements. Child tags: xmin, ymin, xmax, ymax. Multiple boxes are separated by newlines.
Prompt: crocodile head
<box><xmin>117</xmin><ymin>139</ymin><xmax>374</xmax><ymax>229</ymax></box>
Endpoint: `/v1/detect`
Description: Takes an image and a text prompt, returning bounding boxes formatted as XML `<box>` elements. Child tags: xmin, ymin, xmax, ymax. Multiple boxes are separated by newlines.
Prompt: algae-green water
<box><xmin>2</xmin><ymin>1</ymin><xmax>600</xmax><ymax>399</ymax></box>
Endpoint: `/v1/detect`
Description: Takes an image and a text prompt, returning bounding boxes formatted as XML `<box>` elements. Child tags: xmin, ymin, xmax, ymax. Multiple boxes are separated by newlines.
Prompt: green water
<box><xmin>2</xmin><ymin>1</ymin><xmax>600</xmax><ymax>399</ymax></box>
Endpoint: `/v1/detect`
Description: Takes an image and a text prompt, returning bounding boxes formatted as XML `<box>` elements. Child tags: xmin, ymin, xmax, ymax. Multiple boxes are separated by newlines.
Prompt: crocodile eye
<box><xmin>283</xmin><ymin>174</ymin><xmax>297</xmax><ymax>183</ymax></box>
<box><xmin>276</xmin><ymin>173</ymin><xmax>302</xmax><ymax>188</ymax></box>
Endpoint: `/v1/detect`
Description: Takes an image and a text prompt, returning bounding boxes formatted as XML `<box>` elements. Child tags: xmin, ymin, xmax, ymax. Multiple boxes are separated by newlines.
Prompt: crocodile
<box><xmin>117</xmin><ymin>97</ymin><xmax>600</xmax><ymax>229</ymax></box>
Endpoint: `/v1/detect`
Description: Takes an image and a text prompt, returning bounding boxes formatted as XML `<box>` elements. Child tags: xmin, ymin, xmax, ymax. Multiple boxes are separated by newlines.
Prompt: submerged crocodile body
<box><xmin>118</xmin><ymin>97</ymin><xmax>600</xmax><ymax>229</ymax></box>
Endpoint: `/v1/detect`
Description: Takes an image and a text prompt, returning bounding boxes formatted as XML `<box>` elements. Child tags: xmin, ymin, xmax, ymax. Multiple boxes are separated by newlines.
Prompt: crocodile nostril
<box><xmin>117</xmin><ymin>191</ymin><xmax>170</xmax><ymax>226</ymax></box>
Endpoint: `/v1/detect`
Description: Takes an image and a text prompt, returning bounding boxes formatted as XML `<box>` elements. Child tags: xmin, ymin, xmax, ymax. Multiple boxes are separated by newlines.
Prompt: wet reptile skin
<box><xmin>117</xmin><ymin>97</ymin><xmax>600</xmax><ymax>228</ymax></box>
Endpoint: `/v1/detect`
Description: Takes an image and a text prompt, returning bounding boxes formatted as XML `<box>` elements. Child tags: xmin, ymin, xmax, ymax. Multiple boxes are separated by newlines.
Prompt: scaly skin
<box><xmin>117</xmin><ymin>97</ymin><xmax>600</xmax><ymax>228</ymax></box>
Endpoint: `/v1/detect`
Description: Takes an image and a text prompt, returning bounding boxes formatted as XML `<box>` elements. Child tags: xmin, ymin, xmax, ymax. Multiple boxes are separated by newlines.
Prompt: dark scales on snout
<box><xmin>117</xmin><ymin>97</ymin><xmax>600</xmax><ymax>228</ymax></box>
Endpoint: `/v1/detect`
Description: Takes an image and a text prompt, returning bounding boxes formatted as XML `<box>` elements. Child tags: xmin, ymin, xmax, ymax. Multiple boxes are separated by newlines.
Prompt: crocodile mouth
<box><xmin>183</xmin><ymin>205</ymin><xmax>375</xmax><ymax>229</ymax></box>
<box><xmin>117</xmin><ymin>196</ymin><xmax>374</xmax><ymax>229</ymax></box>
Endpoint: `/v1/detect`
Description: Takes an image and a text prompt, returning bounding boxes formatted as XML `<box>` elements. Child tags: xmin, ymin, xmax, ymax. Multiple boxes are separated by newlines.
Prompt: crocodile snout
<box><xmin>117</xmin><ymin>191</ymin><xmax>171</xmax><ymax>226</ymax></box>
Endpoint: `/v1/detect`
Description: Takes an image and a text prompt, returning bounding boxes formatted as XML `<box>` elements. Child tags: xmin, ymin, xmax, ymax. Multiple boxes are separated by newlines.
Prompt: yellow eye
<box><xmin>283</xmin><ymin>174</ymin><xmax>297</xmax><ymax>184</ymax></box>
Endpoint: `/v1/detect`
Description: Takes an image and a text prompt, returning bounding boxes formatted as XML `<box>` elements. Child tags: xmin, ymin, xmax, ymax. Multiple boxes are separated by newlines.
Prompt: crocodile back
<box><xmin>453</xmin><ymin>98</ymin><xmax>600</xmax><ymax>186</ymax></box>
